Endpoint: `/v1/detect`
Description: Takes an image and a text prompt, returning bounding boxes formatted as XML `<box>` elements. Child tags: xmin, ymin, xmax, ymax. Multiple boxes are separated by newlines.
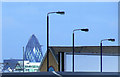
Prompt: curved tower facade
<box><xmin>25</xmin><ymin>34</ymin><xmax>43</xmax><ymax>62</ymax></box>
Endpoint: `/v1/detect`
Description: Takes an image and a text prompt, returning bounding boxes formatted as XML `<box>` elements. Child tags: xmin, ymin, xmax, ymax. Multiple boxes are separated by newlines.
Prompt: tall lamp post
<box><xmin>100</xmin><ymin>38</ymin><xmax>115</xmax><ymax>72</ymax></box>
<box><xmin>72</xmin><ymin>28</ymin><xmax>89</xmax><ymax>72</ymax></box>
<box><xmin>23</xmin><ymin>46</ymin><xmax>24</xmax><ymax>73</ymax></box>
<box><xmin>47</xmin><ymin>11</ymin><xmax>65</xmax><ymax>71</ymax></box>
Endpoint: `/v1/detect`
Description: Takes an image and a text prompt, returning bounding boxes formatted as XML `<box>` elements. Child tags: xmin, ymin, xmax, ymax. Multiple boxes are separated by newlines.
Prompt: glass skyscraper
<box><xmin>25</xmin><ymin>34</ymin><xmax>43</xmax><ymax>62</ymax></box>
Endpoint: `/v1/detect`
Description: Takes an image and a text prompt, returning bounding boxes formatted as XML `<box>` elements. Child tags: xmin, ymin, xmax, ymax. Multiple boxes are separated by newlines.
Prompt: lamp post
<box><xmin>47</xmin><ymin>11</ymin><xmax>65</xmax><ymax>71</ymax></box>
<box><xmin>72</xmin><ymin>28</ymin><xmax>89</xmax><ymax>72</ymax></box>
<box><xmin>23</xmin><ymin>46</ymin><xmax>24</xmax><ymax>73</ymax></box>
<box><xmin>100</xmin><ymin>38</ymin><xmax>115</xmax><ymax>72</ymax></box>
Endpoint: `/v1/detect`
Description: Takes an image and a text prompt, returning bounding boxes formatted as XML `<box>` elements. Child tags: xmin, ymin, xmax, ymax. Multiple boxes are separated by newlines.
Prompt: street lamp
<box><xmin>72</xmin><ymin>28</ymin><xmax>89</xmax><ymax>72</ymax></box>
<box><xmin>23</xmin><ymin>46</ymin><xmax>24</xmax><ymax>73</ymax></box>
<box><xmin>100</xmin><ymin>38</ymin><xmax>115</xmax><ymax>72</ymax></box>
<box><xmin>47</xmin><ymin>11</ymin><xmax>65</xmax><ymax>71</ymax></box>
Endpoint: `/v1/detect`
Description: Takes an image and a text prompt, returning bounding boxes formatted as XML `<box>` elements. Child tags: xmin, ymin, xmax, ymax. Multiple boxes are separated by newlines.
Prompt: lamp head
<box><xmin>81</xmin><ymin>29</ymin><xmax>89</xmax><ymax>32</ymax></box>
<box><xmin>108</xmin><ymin>39</ymin><xmax>115</xmax><ymax>42</ymax></box>
<box><xmin>56</xmin><ymin>11</ymin><xmax>65</xmax><ymax>15</ymax></box>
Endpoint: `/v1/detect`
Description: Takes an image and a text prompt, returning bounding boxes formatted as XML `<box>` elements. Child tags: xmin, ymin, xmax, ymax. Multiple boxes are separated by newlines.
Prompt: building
<box><xmin>23</xmin><ymin>61</ymin><xmax>40</xmax><ymax>72</ymax></box>
<box><xmin>2</xmin><ymin>34</ymin><xmax>43</xmax><ymax>72</ymax></box>
<box><xmin>39</xmin><ymin>46</ymin><xmax>119</xmax><ymax>72</ymax></box>
<box><xmin>17</xmin><ymin>60</ymin><xmax>40</xmax><ymax>72</ymax></box>
<box><xmin>2</xmin><ymin>59</ymin><xmax>40</xmax><ymax>72</ymax></box>
<box><xmin>2</xmin><ymin>59</ymin><xmax>23</xmax><ymax>72</ymax></box>
<box><xmin>25</xmin><ymin>34</ymin><xmax>43</xmax><ymax>62</ymax></box>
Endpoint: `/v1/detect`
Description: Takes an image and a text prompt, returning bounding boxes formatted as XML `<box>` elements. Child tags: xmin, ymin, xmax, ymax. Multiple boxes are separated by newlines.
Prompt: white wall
<box><xmin>65</xmin><ymin>55</ymin><xmax>118</xmax><ymax>72</ymax></box>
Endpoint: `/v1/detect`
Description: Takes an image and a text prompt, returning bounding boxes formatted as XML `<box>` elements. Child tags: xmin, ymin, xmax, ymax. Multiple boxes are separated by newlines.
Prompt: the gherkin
<box><xmin>25</xmin><ymin>34</ymin><xmax>43</xmax><ymax>62</ymax></box>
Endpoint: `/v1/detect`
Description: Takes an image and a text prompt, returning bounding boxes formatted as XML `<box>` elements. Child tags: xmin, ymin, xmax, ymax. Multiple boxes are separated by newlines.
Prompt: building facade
<box><xmin>3</xmin><ymin>59</ymin><xmax>40</xmax><ymax>72</ymax></box>
<box><xmin>3</xmin><ymin>34</ymin><xmax>43</xmax><ymax>72</ymax></box>
<box><xmin>39</xmin><ymin>46</ymin><xmax>119</xmax><ymax>72</ymax></box>
<box><xmin>16</xmin><ymin>61</ymin><xmax>40</xmax><ymax>72</ymax></box>
<box><xmin>25</xmin><ymin>34</ymin><xmax>43</xmax><ymax>62</ymax></box>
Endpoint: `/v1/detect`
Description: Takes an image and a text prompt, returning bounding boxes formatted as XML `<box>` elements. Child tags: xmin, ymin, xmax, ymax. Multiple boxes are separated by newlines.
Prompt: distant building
<box><xmin>2</xmin><ymin>34</ymin><xmax>43</xmax><ymax>72</ymax></box>
<box><xmin>2</xmin><ymin>59</ymin><xmax>40</xmax><ymax>72</ymax></box>
<box><xmin>2</xmin><ymin>59</ymin><xmax>23</xmax><ymax>72</ymax></box>
<box><xmin>25</xmin><ymin>34</ymin><xmax>43</xmax><ymax>62</ymax></box>
<box><xmin>39</xmin><ymin>46</ymin><xmax>119</xmax><ymax>72</ymax></box>
<box><xmin>23</xmin><ymin>61</ymin><xmax>40</xmax><ymax>72</ymax></box>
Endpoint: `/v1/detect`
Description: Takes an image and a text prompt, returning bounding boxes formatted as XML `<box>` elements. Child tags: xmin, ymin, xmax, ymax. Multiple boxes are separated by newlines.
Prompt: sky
<box><xmin>1</xmin><ymin>0</ymin><xmax>119</xmax><ymax>2</ymax></box>
<box><xmin>2</xmin><ymin>2</ymin><xmax>118</xmax><ymax>72</ymax></box>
